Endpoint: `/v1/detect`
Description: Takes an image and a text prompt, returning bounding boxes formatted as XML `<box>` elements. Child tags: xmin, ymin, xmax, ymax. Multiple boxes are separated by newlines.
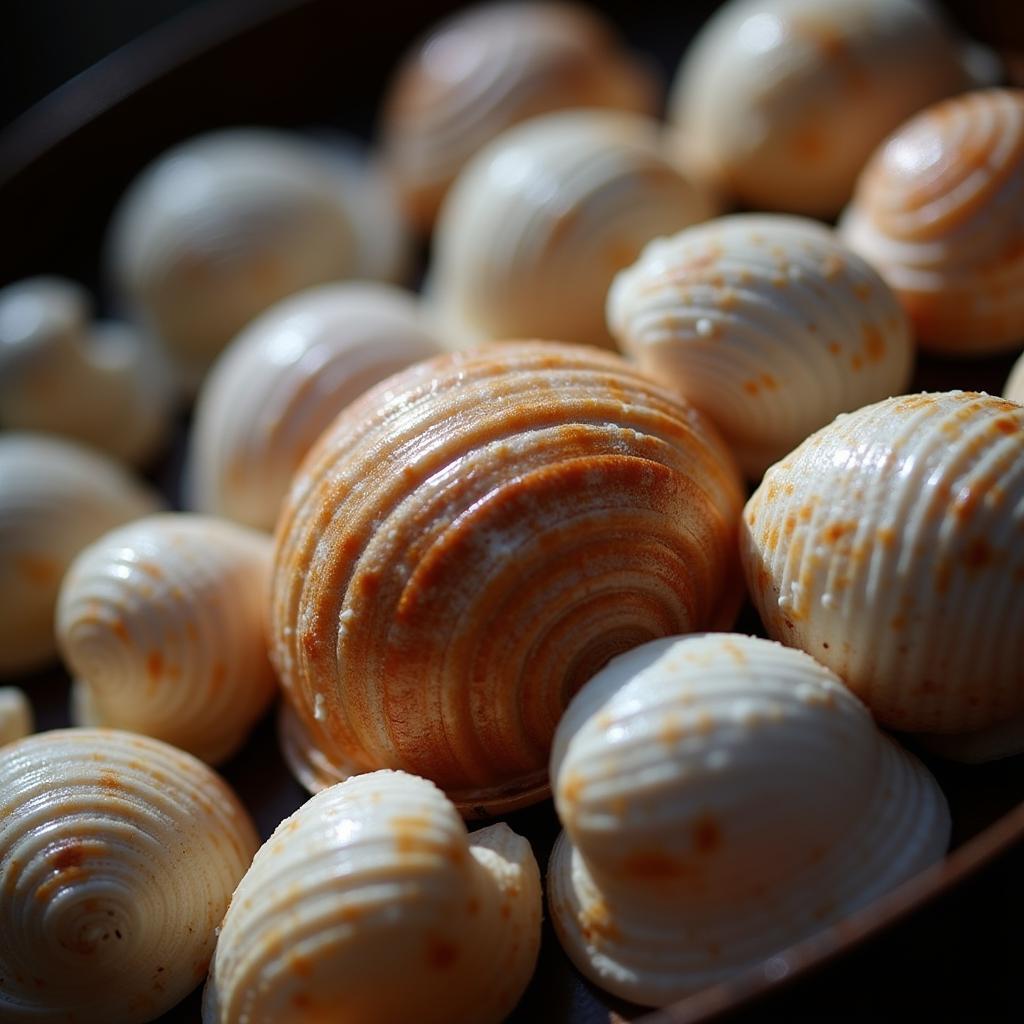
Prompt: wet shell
<box><xmin>839</xmin><ymin>89</ymin><xmax>1024</xmax><ymax>354</ymax></box>
<box><xmin>203</xmin><ymin>770</ymin><xmax>541</xmax><ymax>1024</ymax></box>
<box><xmin>1006</xmin><ymin>351</ymin><xmax>1024</xmax><ymax>404</ymax></box>
<box><xmin>607</xmin><ymin>214</ymin><xmax>913</xmax><ymax>477</ymax></box>
<box><xmin>548</xmin><ymin>633</ymin><xmax>949</xmax><ymax>1007</ymax></box>
<box><xmin>0</xmin><ymin>434</ymin><xmax>162</xmax><ymax>677</ymax></box>
<box><xmin>431</xmin><ymin>110</ymin><xmax>717</xmax><ymax>350</ymax></box>
<box><xmin>269</xmin><ymin>341</ymin><xmax>744</xmax><ymax>814</ymax></box>
<box><xmin>0</xmin><ymin>728</ymin><xmax>259</xmax><ymax>1024</ymax></box>
<box><xmin>742</xmin><ymin>391</ymin><xmax>1024</xmax><ymax>738</ymax></box>
<box><xmin>56</xmin><ymin>514</ymin><xmax>277</xmax><ymax>765</ymax></box>
<box><xmin>186</xmin><ymin>283</ymin><xmax>442</xmax><ymax>532</ymax></box>
<box><xmin>0</xmin><ymin>688</ymin><xmax>33</xmax><ymax>747</ymax></box>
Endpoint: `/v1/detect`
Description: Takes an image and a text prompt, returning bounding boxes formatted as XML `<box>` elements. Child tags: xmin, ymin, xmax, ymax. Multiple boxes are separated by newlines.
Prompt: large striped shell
<box><xmin>548</xmin><ymin>634</ymin><xmax>949</xmax><ymax>1007</ymax></box>
<box><xmin>203</xmin><ymin>770</ymin><xmax>541</xmax><ymax>1024</ymax></box>
<box><xmin>607</xmin><ymin>215</ymin><xmax>913</xmax><ymax>477</ymax></box>
<box><xmin>742</xmin><ymin>391</ymin><xmax>1024</xmax><ymax>738</ymax></box>
<box><xmin>270</xmin><ymin>342</ymin><xmax>744</xmax><ymax>814</ymax></box>
<box><xmin>186</xmin><ymin>283</ymin><xmax>442</xmax><ymax>532</ymax></box>
<box><xmin>839</xmin><ymin>89</ymin><xmax>1024</xmax><ymax>354</ymax></box>
<box><xmin>56</xmin><ymin>514</ymin><xmax>277</xmax><ymax>765</ymax></box>
<box><xmin>0</xmin><ymin>434</ymin><xmax>161</xmax><ymax>677</ymax></box>
<box><xmin>0</xmin><ymin>729</ymin><xmax>259</xmax><ymax>1024</ymax></box>
<box><xmin>0</xmin><ymin>687</ymin><xmax>33</xmax><ymax>747</ymax></box>
<box><xmin>430</xmin><ymin>111</ymin><xmax>717</xmax><ymax>350</ymax></box>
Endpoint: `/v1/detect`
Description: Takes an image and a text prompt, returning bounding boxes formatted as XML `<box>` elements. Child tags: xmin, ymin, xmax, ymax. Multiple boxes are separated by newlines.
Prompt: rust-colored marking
<box><xmin>578</xmin><ymin>897</ymin><xmax>621</xmax><ymax>942</ymax></box>
<box><xmin>622</xmin><ymin>849</ymin><xmax>691</xmax><ymax>879</ymax></box>
<box><xmin>392</xmin><ymin>816</ymin><xmax>435</xmax><ymax>856</ymax></box>
<box><xmin>964</xmin><ymin>538</ymin><xmax>993</xmax><ymax>569</ymax></box>
<box><xmin>993</xmin><ymin>416</ymin><xmax>1020</xmax><ymax>435</ymax></box>
<box><xmin>425</xmin><ymin>936</ymin><xmax>459</xmax><ymax>970</ymax></box>
<box><xmin>99</xmin><ymin>770</ymin><xmax>122</xmax><ymax>791</ymax></box>
<box><xmin>862</xmin><ymin>324</ymin><xmax>886</xmax><ymax>362</ymax></box>
<box><xmin>823</xmin><ymin>521</ymin><xmax>855</xmax><ymax>543</ymax></box>
<box><xmin>146</xmin><ymin>651</ymin><xmax>164</xmax><ymax>681</ymax></box>
<box><xmin>827</xmin><ymin>340</ymin><xmax>842</xmax><ymax>356</ymax></box>
<box><xmin>693</xmin><ymin>813</ymin><xmax>722</xmax><ymax>854</ymax></box>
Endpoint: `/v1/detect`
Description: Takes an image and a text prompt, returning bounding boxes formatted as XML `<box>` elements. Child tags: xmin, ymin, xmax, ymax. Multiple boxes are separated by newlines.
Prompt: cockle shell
<box><xmin>0</xmin><ymin>728</ymin><xmax>259</xmax><ymax>1024</ymax></box>
<box><xmin>380</xmin><ymin>0</ymin><xmax>656</xmax><ymax>231</ymax></box>
<box><xmin>0</xmin><ymin>687</ymin><xmax>33</xmax><ymax>747</ymax></box>
<box><xmin>742</xmin><ymin>391</ymin><xmax>1024</xmax><ymax>739</ymax></box>
<box><xmin>547</xmin><ymin>633</ymin><xmax>949</xmax><ymax>1007</ymax></box>
<box><xmin>0</xmin><ymin>434</ymin><xmax>162</xmax><ymax>677</ymax></box>
<box><xmin>607</xmin><ymin>214</ymin><xmax>913</xmax><ymax>477</ymax></box>
<box><xmin>431</xmin><ymin>110</ymin><xmax>718</xmax><ymax>350</ymax></box>
<box><xmin>203</xmin><ymin>770</ymin><xmax>541</xmax><ymax>1024</ymax></box>
<box><xmin>839</xmin><ymin>89</ymin><xmax>1024</xmax><ymax>354</ymax></box>
<box><xmin>270</xmin><ymin>341</ymin><xmax>744</xmax><ymax>814</ymax></box>
<box><xmin>186</xmin><ymin>282</ymin><xmax>442</xmax><ymax>532</ymax></box>
<box><xmin>56</xmin><ymin>514</ymin><xmax>277</xmax><ymax>765</ymax></box>
<box><xmin>1006</xmin><ymin>352</ymin><xmax>1024</xmax><ymax>404</ymax></box>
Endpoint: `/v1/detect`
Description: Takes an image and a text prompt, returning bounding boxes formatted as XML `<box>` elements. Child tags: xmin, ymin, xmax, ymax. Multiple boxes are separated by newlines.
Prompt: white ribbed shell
<box><xmin>607</xmin><ymin>215</ymin><xmax>913</xmax><ymax>476</ymax></box>
<box><xmin>186</xmin><ymin>283</ymin><xmax>441</xmax><ymax>531</ymax></box>
<box><xmin>203</xmin><ymin>770</ymin><xmax>541</xmax><ymax>1024</ymax></box>
<box><xmin>1006</xmin><ymin>352</ymin><xmax>1024</xmax><ymax>404</ymax></box>
<box><xmin>56</xmin><ymin>514</ymin><xmax>277</xmax><ymax>765</ymax></box>
<box><xmin>0</xmin><ymin>728</ymin><xmax>259</xmax><ymax>1024</ymax></box>
<box><xmin>547</xmin><ymin>633</ymin><xmax>949</xmax><ymax>1007</ymax></box>
<box><xmin>742</xmin><ymin>391</ymin><xmax>1024</xmax><ymax>737</ymax></box>
<box><xmin>0</xmin><ymin>687</ymin><xmax>33</xmax><ymax>747</ymax></box>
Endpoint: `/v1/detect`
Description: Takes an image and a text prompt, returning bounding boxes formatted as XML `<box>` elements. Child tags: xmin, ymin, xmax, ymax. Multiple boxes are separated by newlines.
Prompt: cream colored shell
<box><xmin>548</xmin><ymin>633</ymin><xmax>949</xmax><ymax>1007</ymax></box>
<box><xmin>203</xmin><ymin>770</ymin><xmax>541</xmax><ymax>1024</ymax></box>
<box><xmin>0</xmin><ymin>728</ymin><xmax>259</xmax><ymax>1024</ymax></box>
<box><xmin>56</xmin><ymin>514</ymin><xmax>277</xmax><ymax>765</ymax></box>
<box><xmin>0</xmin><ymin>687</ymin><xmax>33</xmax><ymax>746</ymax></box>
<box><xmin>431</xmin><ymin>110</ymin><xmax>717</xmax><ymax>349</ymax></box>
<box><xmin>186</xmin><ymin>283</ymin><xmax>442</xmax><ymax>531</ymax></box>
<box><xmin>742</xmin><ymin>391</ymin><xmax>1024</xmax><ymax>738</ymax></box>
<box><xmin>608</xmin><ymin>215</ymin><xmax>913</xmax><ymax>477</ymax></box>
<box><xmin>1006</xmin><ymin>351</ymin><xmax>1024</xmax><ymax>404</ymax></box>
<box><xmin>0</xmin><ymin>434</ymin><xmax>162</xmax><ymax>676</ymax></box>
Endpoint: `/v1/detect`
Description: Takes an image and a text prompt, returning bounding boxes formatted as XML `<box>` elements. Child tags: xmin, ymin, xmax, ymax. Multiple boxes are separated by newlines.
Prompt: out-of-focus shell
<box><xmin>186</xmin><ymin>283</ymin><xmax>442</xmax><ymax>531</ymax></box>
<box><xmin>0</xmin><ymin>728</ymin><xmax>259</xmax><ymax>1024</ymax></box>
<box><xmin>431</xmin><ymin>111</ymin><xmax>717</xmax><ymax>350</ymax></box>
<box><xmin>669</xmin><ymin>0</ymin><xmax>978</xmax><ymax>217</ymax></box>
<box><xmin>269</xmin><ymin>342</ymin><xmax>744</xmax><ymax>814</ymax></box>
<box><xmin>839</xmin><ymin>89</ymin><xmax>1024</xmax><ymax>354</ymax></box>
<box><xmin>0</xmin><ymin>434</ymin><xmax>162</xmax><ymax>677</ymax></box>
<box><xmin>1006</xmin><ymin>351</ymin><xmax>1024</xmax><ymax>404</ymax></box>
<box><xmin>0</xmin><ymin>277</ymin><xmax>173</xmax><ymax>465</ymax></box>
<box><xmin>203</xmin><ymin>770</ymin><xmax>541</xmax><ymax>1024</ymax></box>
<box><xmin>548</xmin><ymin>633</ymin><xmax>949</xmax><ymax>1007</ymax></box>
<box><xmin>56</xmin><ymin>514</ymin><xmax>276</xmax><ymax>765</ymax></box>
<box><xmin>608</xmin><ymin>214</ymin><xmax>913</xmax><ymax>477</ymax></box>
<box><xmin>0</xmin><ymin>687</ymin><xmax>33</xmax><ymax>746</ymax></box>
<box><xmin>742</xmin><ymin>391</ymin><xmax>1024</xmax><ymax>739</ymax></box>
<box><xmin>380</xmin><ymin>1</ymin><xmax>656</xmax><ymax>231</ymax></box>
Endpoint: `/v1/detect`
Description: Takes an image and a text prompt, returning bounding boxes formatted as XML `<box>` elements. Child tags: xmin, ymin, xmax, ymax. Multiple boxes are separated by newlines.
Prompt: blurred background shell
<box><xmin>1006</xmin><ymin>349</ymin><xmax>1024</xmax><ymax>404</ymax></box>
<box><xmin>0</xmin><ymin>687</ymin><xmax>33</xmax><ymax>747</ymax></box>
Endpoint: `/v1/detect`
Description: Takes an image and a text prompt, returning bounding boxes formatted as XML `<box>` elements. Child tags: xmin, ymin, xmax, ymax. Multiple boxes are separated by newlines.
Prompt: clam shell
<box><xmin>0</xmin><ymin>687</ymin><xmax>33</xmax><ymax>747</ymax></box>
<box><xmin>547</xmin><ymin>633</ymin><xmax>949</xmax><ymax>1007</ymax></box>
<box><xmin>607</xmin><ymin>214</ymin><xmax>913</xmax><ymax>477</ymax></box>
<box><xmin>203</xmin><ymin>770</ymin><xmax>541</xmax><ymax>1024</ymax></box>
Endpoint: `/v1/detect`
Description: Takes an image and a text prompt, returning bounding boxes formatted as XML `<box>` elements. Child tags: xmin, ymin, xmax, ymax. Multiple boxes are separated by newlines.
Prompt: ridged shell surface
<box><xmin>0</xmin><ymin>728</ymin><xmax>259</xmax><ymax>1024</ymax></box>
<box><xmin>742</xmin><ymin>391</ymin><xmax>1024</xmax><ymax>736</ymax></box>
<box><xmin>56</xmin><ymin>514</ymin><xmax>277</xmax><ymax>765</ymax></box>
<box><xmin>269</xmin><ymin>341</ymin><xmax>744</xmax><ymax>814</ymax></box>
<box><xmin>839</xmin><ymin>89</ymin><xmax>1024</xmax><ymax>354</ymax></box>
<box><xmin>608</xmin><ymin>215</ymin><xmax>913</xmax><ymax>477</ymax></box>
<box><xmin>203</xmin><ymin>770</ymin><xmax>541</xmax><ymax>1024</ymax></box>
<box><xmin>186</xmin><ymin>283</ymin><xmax>442</xmax><ymax>531</ymax></box>
<box><xmin>0</xmin><ymin>687</ymin><xmax>33</xmax><ymax>747</ymax></box>
<box><xmin>548</xmin><ymin>633</ymin><xmax>949</xmax><ymax>1007</ymax></box>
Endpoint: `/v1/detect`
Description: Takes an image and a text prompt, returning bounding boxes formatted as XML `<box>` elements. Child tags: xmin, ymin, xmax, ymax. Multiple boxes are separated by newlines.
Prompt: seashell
<box><xmin>0</xmin><ymin>687</ymin><xmax>33</xmax><ymax>747</ymax></box>
<box><xmin>608</xmin><ymin>214</ymin><xmax>914</xmax><ymax>477</ymax></box>
<box><xmin>0</xmin><ymin>728</ymin><xmax>259</xmax><ymax>1024</ymax></box>
<box><xmin>269</xmin><ymin>341</ymin><xmax>744</xmax><ymax>814</ymax></box>
<box><xmin>742</xmin><ymin>391</ymin><xmax>1024</xmax><ymax>740</ymax></box>
<box><xmin>839</xmin><ymin>89</ymin><xmax>1024</xmax><ymax>354</ymax></box>
<box><xmin>203</xmin><ymin>769</ymin><xmax>541</xmax><ymax>1024</ymax></box>
<box><xmin>56</xmin><ymin>513</ymin><xmax>277</xmax><ymax>765</ymax></box>
<box><xmin>547</xmin><ymin>633</ymin><xmax>950</xmax><ymax>1007</ymax></box>
<box><xmin>186</xmin><ymin>282</ymin><xmax>442</xmax><ymax>532</ymax></box>
<box><xmin>1006</xmin><ymin>351</ymin><xmax>1024</xmax><ymax>404</ymax></box>
<box><xmin>0</xmin><ymin>277</ymin><xmax>173</xmax><ymax>465</ymax></box>
<box><xmin>668</xmin><ymin>0</ymin><xmax>978</xmax><ymax>217</ymax></box>
<box><xmin>380</xmin><ymin>0</ymin><xmax>656</xmax><ymax>231</ymax></box>
<box><xmin>0</xmin><ymin>434</ymin><xmax>162</xmax><ymax>677</ymax></box>
<box><xmin>430</xmin><ymin>110</ymin><xmax>718</xmax><ymax>350</ymax></box>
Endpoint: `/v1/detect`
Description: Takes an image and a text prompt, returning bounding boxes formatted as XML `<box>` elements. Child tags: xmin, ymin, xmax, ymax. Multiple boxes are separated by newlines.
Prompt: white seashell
<box><xmin>1006</xmin><ymin>352</ymin><xmax>1024</xmax><ymax>405</ymax></box>
<box><xmin>0</xmin><ymin>277</ymin><xmax>173</xmax><ymax>465</ymax></box>
<box><xmin>0</xmin><ymin>434</ymin><xmax>162</xmax><ymax>677</ymax></box>
<box><xmin>0</xmin><ymin>687</ymin><xmax>33</xmax><ymax>746</ymax></box>
<box><xmin>0</xmin><ymin>728</ymin><xmax>259</xmax><ymax>1024</ymax></box>
<box><xmin>186</xmin><ymin>282</ymin><xmax>442</xmax><ymax>531</ymax></box>
<box><xmin>547</xmin><ymin>633</ymin><xmax>949</xmax><ymax>1007</ymax></box>
<box><xmin>607</xmin><ymin>214</ymin><xmax>913</xmax><ymax>477</ymax></box>
<box><xmin>56</xmin><ymin>513</ymin><xmax>277</xmax><ymax>765</ymax></box>
<box><xmin>203</xmin><ymin>769</ymin><xmax>541</xmax><ymax>1024</ymax></box>
<box><xmin>431</xmin><ymin>110</ymin><xmax>718</xmax><ymax>350</ymax></box>
<box><xmin>742</xmin><ymin>391</ymin><xmax>1024</xmax><ymax>740</ymax></box>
